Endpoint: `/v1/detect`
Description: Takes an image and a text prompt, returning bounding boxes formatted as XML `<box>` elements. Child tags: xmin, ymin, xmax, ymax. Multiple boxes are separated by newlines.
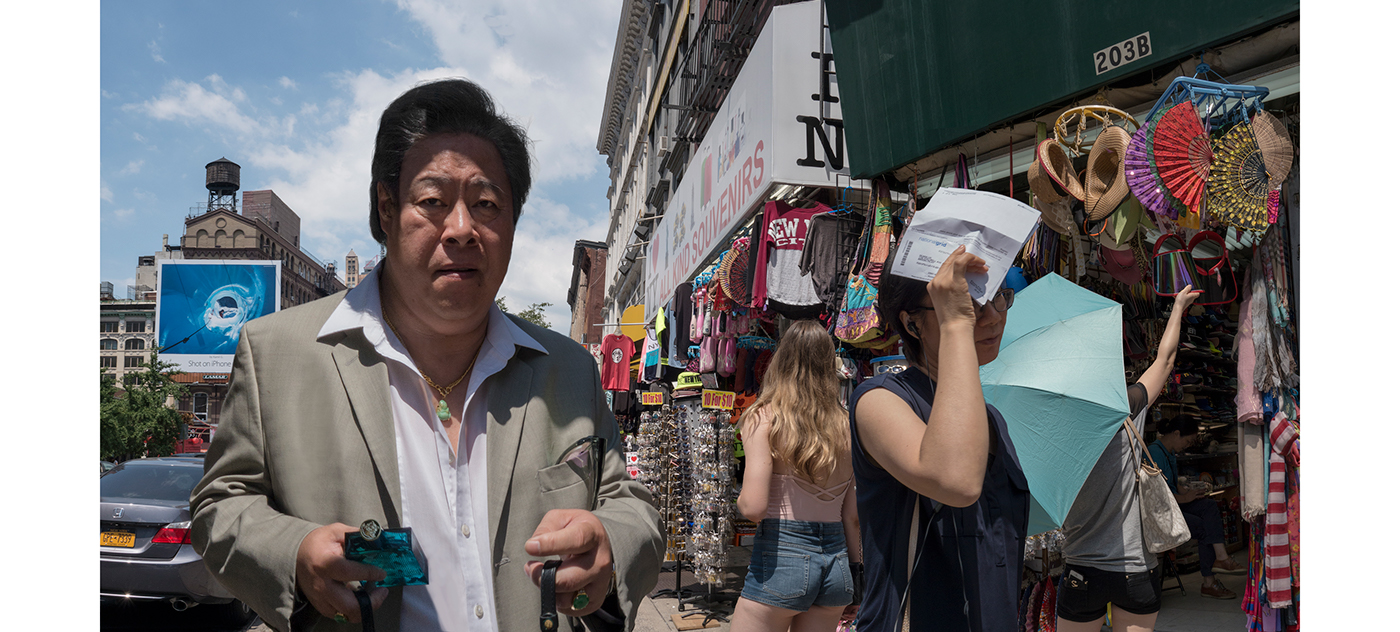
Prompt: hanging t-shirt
<box><xmin>641</xmin><ymin>330</ymin><xmax>661</xmax><ymax>383</ymax></box>
<box><xmin>753</xmin><ymin>200</ymin><xmax>828</xmax><ymax>318</ymax></box>
<box><xmin>600</xmin><ymin>333</ymin><xmax>634</xmax><ymax>391</ymax></box>
<box><xmin>800</xmin><ymin>210</ymin><xmax>865</xmax><ymax>314</ymax></box>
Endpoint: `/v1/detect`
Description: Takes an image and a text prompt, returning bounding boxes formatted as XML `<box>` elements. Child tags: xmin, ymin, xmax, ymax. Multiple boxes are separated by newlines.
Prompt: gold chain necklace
<box><xmin>382</xmin><ymin>312</ymin><xmax>478</xmax><ymax>422</ymax></box>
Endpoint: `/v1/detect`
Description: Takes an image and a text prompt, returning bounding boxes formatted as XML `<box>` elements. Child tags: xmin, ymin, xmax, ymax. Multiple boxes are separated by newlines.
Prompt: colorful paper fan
<box><xmin>1125</xmin><ymin>119</ymin><xmax>1175</xmax><ymax>217</ymax></box>
<box><xmin>1206</xmin><ymin>121</ymin><xmax>1270</xmax><ymax>231</ymax></box>
<box><xmin>1151</xmin><ymin>102</ymin><xmax>1213</xmax><ymax>214</ymax></box>
<box><xmin>1143</xmin><ymin>106</ymin><xmax>1186</xmax><ymax>220</ymax></box>
<box><xmin>1251</xmin><ymin>110</ymin><xmax>1294</xmax><ymax>189</ymax></box>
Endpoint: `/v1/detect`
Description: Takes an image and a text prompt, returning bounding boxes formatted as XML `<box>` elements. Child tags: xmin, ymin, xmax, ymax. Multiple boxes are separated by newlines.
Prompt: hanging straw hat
<box><xmin>717</xmin><ymin>236</ymin><xmax>751</xmax><ymax>305</ymax></box>
<box><xmin>1037</xmin><ymin>139</ymin><xmax>1085</xmax><ymax>202</ymax></box>
<box><xmin>1084</xmin><ymin>125</ymin><xmax>1133</xmax><ymax>220</ymax></box>
<box><xmin>1027</xmin><ymin>157</ymin><xmax>1075</xmax><ymax>235</ymax></box>
<box><xmin>1250</xmin><ymin>111</ymin><xmax>1294</xmax><ymax>189</ymax></box>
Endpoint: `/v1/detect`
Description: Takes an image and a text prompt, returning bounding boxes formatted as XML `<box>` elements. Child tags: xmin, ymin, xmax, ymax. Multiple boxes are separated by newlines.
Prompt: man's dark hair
<box><xmin>1159</xmin><ymin>416</ymin><xmax>1200</xmax><ymax>437</ymax></box>
<box><xmin>369</xmin><ymin>78</ymin><xmax>533</xmax><ymax>243</ymax></box>
<box><xmin>877</xmin><ymin>272</ymin><xmax>929</xmax><ymax>366</ymax></box>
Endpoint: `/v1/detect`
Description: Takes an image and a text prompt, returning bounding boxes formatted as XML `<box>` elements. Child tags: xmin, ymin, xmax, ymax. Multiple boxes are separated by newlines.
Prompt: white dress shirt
<box><xmin>319</xmin><ymin>266</ymin><xmax>547</xmax><ymax>631</ymax></box>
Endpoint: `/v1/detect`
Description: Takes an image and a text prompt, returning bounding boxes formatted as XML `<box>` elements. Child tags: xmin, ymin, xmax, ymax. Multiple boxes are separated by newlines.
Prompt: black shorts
<box><xmin>1056</xmin><ymin>563</ymin><xmax>1162</xmax><ymax>622</ymax></box>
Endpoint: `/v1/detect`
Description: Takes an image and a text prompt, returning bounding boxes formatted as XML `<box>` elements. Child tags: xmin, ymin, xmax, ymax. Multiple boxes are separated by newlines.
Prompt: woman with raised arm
<box><xmin>731</xmin><ymin>319</ymin><xmax>861</xmax><ymax>632</ymax></box>
<box><xmin>848</xmin><ymin>245</ymin><xmax>1030</xmax><ymax>632</ymax></box>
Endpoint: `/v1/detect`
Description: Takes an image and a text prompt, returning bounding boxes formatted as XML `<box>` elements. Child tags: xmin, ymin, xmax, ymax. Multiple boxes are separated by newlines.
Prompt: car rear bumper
<box><xmin>99</xmin><ymin>544</ymin><xmax>235</xmax><ymax>604</ymax></box>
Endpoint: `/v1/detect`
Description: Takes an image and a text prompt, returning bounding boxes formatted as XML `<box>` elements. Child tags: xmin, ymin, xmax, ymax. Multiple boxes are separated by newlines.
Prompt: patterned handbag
<box><xmin>835</xmin><ymin>181</ymin><xmax>893</xmax><ymax>345</ymax></box>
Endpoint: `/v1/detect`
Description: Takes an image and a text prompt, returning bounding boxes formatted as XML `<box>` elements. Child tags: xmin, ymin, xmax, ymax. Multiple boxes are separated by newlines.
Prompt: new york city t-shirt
<box><xmin>600</xmin><ymin>333</ymin><xmax>633</xmax><ymax>391</ymax></box>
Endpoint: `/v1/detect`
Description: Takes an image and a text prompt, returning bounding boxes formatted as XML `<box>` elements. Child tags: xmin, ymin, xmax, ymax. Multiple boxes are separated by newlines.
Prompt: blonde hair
<box><xmin>740</xmin><ymin>320</ymin><xmax>848</xmax><ymax>483</ymax></box>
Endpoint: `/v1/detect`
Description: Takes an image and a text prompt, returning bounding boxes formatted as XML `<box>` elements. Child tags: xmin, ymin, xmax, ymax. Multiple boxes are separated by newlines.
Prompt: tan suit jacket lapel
<box><xmin>331</xmin><ymin>338</ymin><xmax>402</xmax><ymax>525</ymax></box>
<box><xmin>485</xmin><ymin>356</ymin><xmax>534</xmax><ymax>561</ymax></box>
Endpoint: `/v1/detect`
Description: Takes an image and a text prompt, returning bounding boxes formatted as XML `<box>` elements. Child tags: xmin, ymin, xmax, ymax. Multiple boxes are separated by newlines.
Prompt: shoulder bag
<box><xmin>1122</xmin><ymin>417</ymin><xmax>1191</xmax><ymax>554</ymax></box>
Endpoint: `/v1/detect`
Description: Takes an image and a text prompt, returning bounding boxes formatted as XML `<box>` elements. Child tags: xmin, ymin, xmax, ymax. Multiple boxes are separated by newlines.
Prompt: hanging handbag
<box><xmin>1122</xmin><ymin>417</ymin><xmax>1191</xmax><ymax>554</ymax></box>
<box><xmin>1187</xmin><ymin>230</ymin><xmax>1237</xmax><ymax>305</ymax></box>
<box><xmin>835</xmin><ymin>182</ymin><xmax>887</xmax><ymax>345</ymax></box>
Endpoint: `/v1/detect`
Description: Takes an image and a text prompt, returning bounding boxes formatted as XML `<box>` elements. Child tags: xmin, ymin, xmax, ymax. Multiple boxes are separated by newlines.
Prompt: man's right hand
<box><xmin>295</xmin><ymin>523</ymin><xmax>389</xmax><ymax>623</ymax></box>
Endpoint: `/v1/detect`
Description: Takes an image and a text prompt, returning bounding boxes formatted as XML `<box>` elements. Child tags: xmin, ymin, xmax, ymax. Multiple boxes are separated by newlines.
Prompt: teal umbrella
<box><xmin>979</xmin><ymin>273</ymin><xmax>1129</xmax><ymax>536</ymax></box>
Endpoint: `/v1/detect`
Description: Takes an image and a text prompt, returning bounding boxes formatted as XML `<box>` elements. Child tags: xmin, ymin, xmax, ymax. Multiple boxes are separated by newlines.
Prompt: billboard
<box><xmin>156</xmin><ymin>260</ymin><xmax>281</xmax><ymax>372</ymax></box>
<box><xmin>644</xmin><ymin>1</ymin><xmax>849</xmax><ymax>313</ymax></box>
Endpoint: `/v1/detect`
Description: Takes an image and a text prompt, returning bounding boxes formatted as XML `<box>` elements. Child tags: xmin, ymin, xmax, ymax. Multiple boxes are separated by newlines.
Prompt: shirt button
<box><xmin>475</xmin><ymin>605</ymin><xmax>484</xmax><ymax>619</ymax></box>
<box><xmin>461</xmin><ymin>524</ymin><xmax>471</xmax><ymax>537</ymax></box>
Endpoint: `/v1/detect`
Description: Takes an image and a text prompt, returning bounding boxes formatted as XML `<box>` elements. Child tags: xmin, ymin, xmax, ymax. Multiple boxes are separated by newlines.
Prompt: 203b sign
<box><xmin>1093</xmin><ymin>32</ymin><xmax>1152</xmax><ymax>75</ymax></box>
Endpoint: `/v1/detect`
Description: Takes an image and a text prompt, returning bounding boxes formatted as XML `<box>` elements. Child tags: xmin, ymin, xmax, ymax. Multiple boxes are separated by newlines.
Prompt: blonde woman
<box><xmin>731</xmin><ymin>319</ymin><xmax>861</xmax><ymax>632</ymax></box>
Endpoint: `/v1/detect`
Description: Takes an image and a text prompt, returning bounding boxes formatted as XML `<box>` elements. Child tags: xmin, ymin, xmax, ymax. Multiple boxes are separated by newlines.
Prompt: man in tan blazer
<box><xmin>191</xmin><ymin>78</ymin><xmax>662</xmax><ymax>632</ymax></box>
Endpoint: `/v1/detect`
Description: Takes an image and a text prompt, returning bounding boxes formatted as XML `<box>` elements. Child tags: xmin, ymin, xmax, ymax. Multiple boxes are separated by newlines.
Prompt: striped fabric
<box><xmin>1265</xmin><ymin>411</ymin><xmax>1297</xmax><ymax>608</ymax></box>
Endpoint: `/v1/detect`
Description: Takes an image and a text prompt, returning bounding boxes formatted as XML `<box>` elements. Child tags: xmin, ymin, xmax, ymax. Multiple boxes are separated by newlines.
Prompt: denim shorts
<box><xmin>740</xmin><ymin>519</ymin><xmax>853</xmax><ymax>611</ymax></box>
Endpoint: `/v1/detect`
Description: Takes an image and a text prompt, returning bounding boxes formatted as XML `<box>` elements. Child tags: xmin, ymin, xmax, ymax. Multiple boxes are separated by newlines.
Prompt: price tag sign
<box><xmin>1093</xmin><ymin>32</ymin><xmax>1152</xmax><ymax>75</ymax></box>
<box><xmin>702</xmin><ymin>389</ymin><xmax>736</xmax><ymax>410</ymax></box>
<box><xmin>640</xmin><ymin>391</ymin><xmax>665</xmax><ymax>406</ymax></box>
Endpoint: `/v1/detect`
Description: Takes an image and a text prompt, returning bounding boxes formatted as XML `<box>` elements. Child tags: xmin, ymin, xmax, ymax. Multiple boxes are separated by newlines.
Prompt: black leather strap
<box><xmin>540</xmin><ymin>559</ymin><xmax>562</xmax><ymax>631</ymax></box>
<box><xmin>354</xmin><ymin>587</ymin><xmax>374</xmax><ymax>632</ymax></box>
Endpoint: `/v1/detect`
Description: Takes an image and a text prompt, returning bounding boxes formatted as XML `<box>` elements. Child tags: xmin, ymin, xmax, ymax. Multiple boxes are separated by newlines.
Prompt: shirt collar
<box><xmin>317</xmin><ymin>264</ymin><xmax>547</xmax><ymax>369</ymax></box>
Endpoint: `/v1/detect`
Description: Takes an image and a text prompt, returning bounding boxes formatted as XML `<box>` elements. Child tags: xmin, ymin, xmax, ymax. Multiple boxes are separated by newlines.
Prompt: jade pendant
<box><xmin>436</xmin><ymin>399</ymin><xmax>451</xmax><ymax>421</ymax></box>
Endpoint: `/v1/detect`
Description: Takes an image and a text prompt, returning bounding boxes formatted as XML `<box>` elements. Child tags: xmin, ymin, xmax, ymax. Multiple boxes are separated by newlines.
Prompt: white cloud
<box><xmin>117</xmin><ymin>160</ymin><xmax>144</xmax><ymax>176</ymax></box>
<box><xmin>114</xmin><ymin>208</ymin><xmax>135</xmax><ymax>219</ymax></box>
<box><xmin>148</xmin><ymin>41</ymin><xmax>165</xmax><ymax>63</ymax></box>
<box><xmin>279</xmin><ymin>76</ymin><xmax>297</xmax><ymax>89</ymax></box>
<box><xmin>125</xmin><ymin>77</ymin><xmax>262</xmax><ymax>135</ymax></box>
<box><xmin>393</xmin><ymin>0</ymin><xmax>620</xmax><ymax>183</ymax></box>
<box><xmin>101</xmin><ymin>183</ymin><xmax>114</xmax><ymax>203</ymax></box>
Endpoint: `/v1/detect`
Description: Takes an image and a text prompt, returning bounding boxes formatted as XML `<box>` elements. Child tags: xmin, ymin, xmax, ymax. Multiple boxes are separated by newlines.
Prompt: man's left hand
<box><xmin>523</xmin><ymin>509</ymin><xmax>613</xmax><ymax>618</ymax></box>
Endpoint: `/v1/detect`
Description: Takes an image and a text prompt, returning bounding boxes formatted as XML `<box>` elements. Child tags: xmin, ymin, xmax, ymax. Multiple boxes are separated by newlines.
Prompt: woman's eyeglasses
<box><xmin>907</xmin><ymin>287</ymin><xmax>1016</xmax><ymax>315</ymax></box>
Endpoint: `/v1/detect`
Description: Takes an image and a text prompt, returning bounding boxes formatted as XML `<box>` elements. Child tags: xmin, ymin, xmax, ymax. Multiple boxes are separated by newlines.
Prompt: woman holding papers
<box><xmin>847</xmin><ymin>245</ymin><xmax>1031</xmax><ymax>632</ymax></box>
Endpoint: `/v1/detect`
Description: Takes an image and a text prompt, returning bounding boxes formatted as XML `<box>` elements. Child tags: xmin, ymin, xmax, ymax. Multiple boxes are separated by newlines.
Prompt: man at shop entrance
<box><xmin>190</xmin><ymin>78</ymin><xmax>663</xmax><ymax>632</ymax></box>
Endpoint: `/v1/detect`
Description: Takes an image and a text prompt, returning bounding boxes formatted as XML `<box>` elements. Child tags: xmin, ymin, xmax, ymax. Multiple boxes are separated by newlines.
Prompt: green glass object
<box><xmin>344</xmin><ymin>527</ymin><xmax>428</xmax><ymax>587</ymax></box>
<box><xmin>436</xmin><ymin>399</ymin><xmax>451</xmax><ymax>421</ymax></box>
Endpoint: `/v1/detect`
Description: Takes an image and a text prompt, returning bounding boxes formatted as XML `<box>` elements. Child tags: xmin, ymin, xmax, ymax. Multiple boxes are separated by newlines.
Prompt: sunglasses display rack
<box><xmin>683</xmin><ymin>405</ymin><xmax>735</xmax><ymax>588</ymax></box>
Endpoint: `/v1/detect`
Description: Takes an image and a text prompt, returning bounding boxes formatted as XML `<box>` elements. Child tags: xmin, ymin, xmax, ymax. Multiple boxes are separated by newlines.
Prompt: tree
<box><xmin>496</xmin><ymin>297</ymin><xmax>553</xmax><ymax>329</ymax></box>
<box><xmin>100</xmin><ymin>351</ymin><xmax>189</xmax><ymax>462</ymax></box>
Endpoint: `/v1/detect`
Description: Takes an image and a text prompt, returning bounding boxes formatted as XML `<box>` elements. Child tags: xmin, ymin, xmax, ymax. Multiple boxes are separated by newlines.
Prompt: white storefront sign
<box><xmin>645</xmin><ymin>0</ymin><xmax>848</xmax><ymax>313</ymax></box>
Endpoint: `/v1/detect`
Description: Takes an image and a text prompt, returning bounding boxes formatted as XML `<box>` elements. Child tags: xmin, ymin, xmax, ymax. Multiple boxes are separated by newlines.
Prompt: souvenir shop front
<box><xmin>821</xmin><ymin>1</ymin><xmax>1300</xmax><ymax>629</ymax></box>
<box><xmin>593</xmin><ymin>1</ymin><xmax>927</xmax><ymax>621</ymax></box>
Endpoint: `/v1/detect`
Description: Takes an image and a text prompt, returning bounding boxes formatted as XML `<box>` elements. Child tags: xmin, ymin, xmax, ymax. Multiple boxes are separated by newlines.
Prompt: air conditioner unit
<box><xmin>657</xmin><ymin>135</ymin><xmax>671</xmax><ymax>157</ymax></box>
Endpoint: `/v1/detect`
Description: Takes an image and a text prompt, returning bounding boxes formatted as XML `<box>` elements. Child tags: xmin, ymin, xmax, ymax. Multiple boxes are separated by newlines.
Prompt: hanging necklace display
<box><xmin>382</xmin><ymin>312</ymin><xmax>478</xmax><ymax>421</ymax></box>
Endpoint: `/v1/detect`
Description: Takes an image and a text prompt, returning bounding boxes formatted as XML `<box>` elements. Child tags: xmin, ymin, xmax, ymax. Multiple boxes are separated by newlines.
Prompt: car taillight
<box><xmin>152</xmin><ymin>521</ymin><xmax>192</xmax><ymax>544</ymax></box>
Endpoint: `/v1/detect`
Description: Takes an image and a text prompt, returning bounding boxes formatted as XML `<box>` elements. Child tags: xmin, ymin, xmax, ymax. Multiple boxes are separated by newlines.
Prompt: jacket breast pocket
<box><xmin>536</xmin><ymin>462</ymin><xmax>590</xmax><ymax>510</ymax></box>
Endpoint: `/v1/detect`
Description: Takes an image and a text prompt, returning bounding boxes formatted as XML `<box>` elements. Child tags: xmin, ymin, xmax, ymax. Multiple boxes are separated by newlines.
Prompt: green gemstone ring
<box><xmin>334</xmin><ymin>613</ymin><xmax>348</xmax><ymax>623</ymax></box>
<box><xmin>571</xmin><ymin>590</ymin><xmax>590</xmax><ymax>610</ymax></box>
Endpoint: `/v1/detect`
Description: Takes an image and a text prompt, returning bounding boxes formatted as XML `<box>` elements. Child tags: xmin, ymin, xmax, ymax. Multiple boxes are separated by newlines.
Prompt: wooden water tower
<box><xmin>205</xmin><ymin>157</ymin><xmax>241</xmax><ymax>211</ymax></box>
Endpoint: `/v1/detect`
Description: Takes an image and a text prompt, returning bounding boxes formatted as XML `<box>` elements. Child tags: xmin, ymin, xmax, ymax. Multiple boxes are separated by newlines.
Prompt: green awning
<box><xmin>825</xmin><ymin>0</ymin><xmax>1299</xmax><ymax>179</ymax></box>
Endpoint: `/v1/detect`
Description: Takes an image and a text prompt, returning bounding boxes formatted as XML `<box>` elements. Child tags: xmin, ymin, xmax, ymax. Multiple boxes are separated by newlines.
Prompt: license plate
<box><xmin>101</xmin><ymin>531</ymin><xmax>136</xmax><ymax>547</ymax></box>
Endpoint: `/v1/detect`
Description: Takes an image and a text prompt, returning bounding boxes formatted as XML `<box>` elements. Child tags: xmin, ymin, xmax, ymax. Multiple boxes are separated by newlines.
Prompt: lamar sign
<box><xmin>644</xmin><ymin>1</ymin><xmax>849</xmax><ymax>313</ymax></box>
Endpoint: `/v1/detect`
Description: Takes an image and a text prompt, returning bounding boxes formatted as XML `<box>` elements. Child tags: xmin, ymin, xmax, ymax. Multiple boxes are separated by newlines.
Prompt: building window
<box><xmin>100</xmin><ymin>356</ymin><xmax>117</xmax><ymax>368</ymax></box>
<box><xmin>125</xmin><ymin>338</ymin><xmax>145</xmax><ymax>350</ymax></box>
<box><xmin>194</xmin><ymin>393</ymin><xmax>208</xmax><ymax>422</ymax></box>
<box><xmin>127</xmin><ymin>320</ymin><xmax>146</xmax><ymax>333</ymax></box>
<box><xmin>101</xmin><ymin>321</ymin><xmax>119</xmax><ymax>333</ymax></box>
<box><xmin>101</xmin><ymin>339</ymin><xmax>118</xmax><ymax>350</ymax></box>
<box><xmin>125</xmin><ymin>374</ymin><xmax>144</xmax><ymax>387</ymax></box>
<box><xmin>124</xmin><ymin>356</ymin><xmax>144</xmax><ymax>368</ymax></box>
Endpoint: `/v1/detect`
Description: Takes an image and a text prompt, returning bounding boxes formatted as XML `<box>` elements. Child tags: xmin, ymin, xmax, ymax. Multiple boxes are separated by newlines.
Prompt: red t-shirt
<box><xmin>600</xmin><ymin>333</ymin><xmax>634</xmax><ymax>391</ymax></box>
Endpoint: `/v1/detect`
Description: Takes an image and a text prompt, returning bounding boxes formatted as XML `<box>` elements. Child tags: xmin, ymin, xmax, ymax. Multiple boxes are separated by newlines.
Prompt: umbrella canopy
<box><xmin>979</xmin><ymin>273</ymin><xmax>1129</xmax><ymax>535</ymax></box>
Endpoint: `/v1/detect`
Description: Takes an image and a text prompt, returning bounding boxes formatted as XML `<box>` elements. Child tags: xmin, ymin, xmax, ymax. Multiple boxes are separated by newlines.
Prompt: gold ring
<box><xmin>571</xmin><ymin>590</ymin><xmax>590</xmax><ymax>610</ymax></box>
<box><xmin>334</xmin><ymin>613</ymin><xmax>348</xmax><ymax>623</ymax></box>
